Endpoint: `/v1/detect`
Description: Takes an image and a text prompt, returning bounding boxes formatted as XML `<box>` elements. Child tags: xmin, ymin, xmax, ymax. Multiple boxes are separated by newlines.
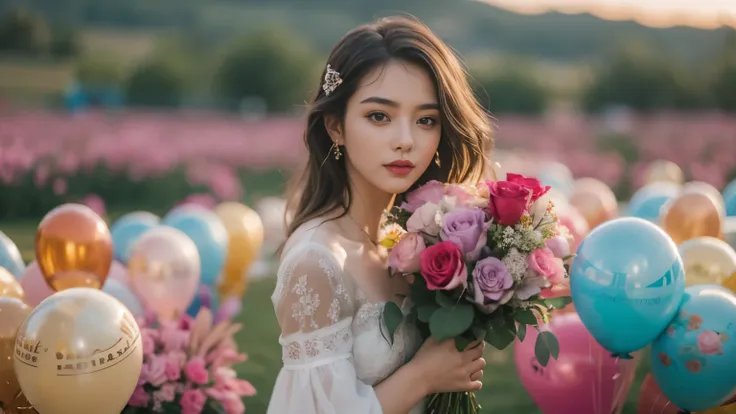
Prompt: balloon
<box><xmin>128</xmin><ymin>226</ymin><xmax>200</xmax><ymax>321</ymax></box>
<box><xmin>683</xmin><ymin>181</ymin><xmax>726</xmax><ymax>219</ymax></box>
<box><xmin>110</xmin><ymin>212</ymin><xmax>159</xmax><ymax>265</ymax></box>
<box><xmin>0</xmin><ymin>297</ymin><xmax>32</xmax><ymax>413</ymax></box>
<box><xmin>643</xmin><ymin>159</ymin><xmax>685</xmax><ymax>186</ymax></box>
<box><xmin>107</xmin><ymin>260</ymin><xmax>130</xmax><ymax>286</ymax></box>
<box><xmin>663</xmin><ymin>193</ymin><xmax>724</xmax><ymax>245</ymax></box>
<box><xmin>725</xmin><ymin>179</ymin><xmax>736</xmax><ymax>217</ymax></box>
<box><xmin>514</xmin><ymin>312</ymin><xmax>639</xmax><ymax>414</ymax></box>
<box><xmin>0</xmin><ymin>267</ymin><xmax>24</xmax><ymax>300</ymax></box>
<box><xmin>215</xmin><ymin>202</ymin><xmax>264</xmax><ymax>298</ymax></box>
<box><xmin>0</xmin><ymin>231</ymin><xmax>25</xmax><ymax>279</ymax></box>
<box><xmin>637</xmin><ymin>374</ymin><xmax>683</xmax><ymax>414</ymax></box>
<box><xmin>627</xmin><ymin>182</ymin><xmax>681</xmax><ymax>222</ymax></box>
<box><xmin>18</xmin><ymin>261</ymin><xmax>54</xmax><ymax>307</ymax></box>
<box><xmin>678</xmin><ymin>237</ymin><xmax>736</xmax><ymax>286</ymax></box>
<box><xmin>651</xmin><ymin>284</ymin><xmax>736</xmax><ymax>412</ymax></box>
<box><xmin>536</xmin><ymin>161</ymin><xmax>574</xmax><ymax>198</ymax></box>
<box><xmin>557</xmin><ymin>205</ymin><xmax>590</xmax><ymax>253</ymax></box>
<box><xmin>214</xmin><ymin>296</ymin><xmax>243</xmax><ymax>323</ymax></box>
<box><xmin>102</xmin><ymin>278</ymin><xmax>144</xmax><ymax>317</ymax></box>
<box><xmin>35</xmin><ymin>203</ymin><xmax>113</xmax><ymax>291</ymax></box>
<box><xmin>725</xmin><ymin>218</ymin><xmax>736</xmax><ymax>250</ymax></box>
<box><xmin>186</xmin><ymin>284</ymin><xmax>220</xmax><ymax>317</ymax></box>
<box><xmin>162</xmin><ymin>209</ymin><xmax>228</xmax><ymax>287</ymax></box>
<box><xmin>725</xmin><ymin>272</ymin><xmax>736</xmax><ymax>295</ymax></box>
<box><xmin>570</xmin><ymin>217</ymin><xmax>685</xmax><ymax>357</ymax></box>
<box><xmin>14</xmin><ymin>288</ymin><xmax>143</xmax><ymax>414</ymax></box>
<box><xmin>698</xmin><ymin>404</ymin><xmax>736</xmax><ymax>414</ymax></box>
<box><xmin>163</xmin><ymin>203</ymin><xmax>211</xmax><ymax>222</ymax></box>
<box><xmin>569</xmin><ymin>178</ymin><xmax>619</xmax><ymax>230</ymax></box>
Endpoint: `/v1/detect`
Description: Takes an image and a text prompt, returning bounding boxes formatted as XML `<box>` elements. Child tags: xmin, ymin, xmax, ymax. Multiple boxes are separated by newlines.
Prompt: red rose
<box><xmin>419</xmin><ymin>241</ymin><xmax>468</xmax><ymax>291</ymax></box>
<box><xmin>506</xmin><ymin>173</ymin><xmax>551</xmax><ymax>202</ymax></box>
<box><xmin>486</xmin><ymin>180</ymin><xmax>531</xmax><ymax>225</ymax></box>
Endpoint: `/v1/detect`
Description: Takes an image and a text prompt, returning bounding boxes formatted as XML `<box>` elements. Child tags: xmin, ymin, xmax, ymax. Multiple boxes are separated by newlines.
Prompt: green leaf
<box><xmin>543</xmin><ymin>296</ymin><xmax>573</xmax><ymax>310</ymax></box>
<box><xmin>435</xmin><ymin>290</ymin><xmax>457</xmax><ymax>308</ymax></box>
<box><xmin>417</xmin><ymin>304</ymin><xmax>439</xmax><ymax>323</ymax></box>
<box><xmin>409</xmin><ymin>276</ymin><xmax>435</xmax><ymax>306</ymax></box>
<box><xmin>564</xmin><ymin>263</ymin><xmax>571</xmax><ymax>274</ymax></box>
<box><xmin>485</xmin><ymin>324</ymin><xmax>516</xmax><ymax>350</ymax></box>
<box><xmin>534</xmin><ymin>331</ymin><xmax>560</xmax><ymax>367</ymax></box>
<box><xmin>429</xmin><ymin>304</ymin><xmax>475</xmax><ymax>341</ymax></box>
<box><xmin>455</xmin><ymin>335</ymin><xmax>473</xmax><ymax>352</ymax></box>
<box><xmin>562</xmin><ymin>254</ymin><xmax>577</xmax><ymax>262</ymax></box>
<box><xmin>518</xmin><ymin>323</ymin><xmax>527</xmax><ymax>342</ymax></box>
<box><xmin>471</xmin><ymin>325</ymin><xmax>488</xmax><ymax>341</ymax></box>
<box><xmin>513</xmin><ymin>309</ymin><xmax>539</xmax><ymax>326</ymax></box>
<box><xmin>383</xmin><ymin>301</ymin><xmax>404</xmax><ymax>342</ymax></box>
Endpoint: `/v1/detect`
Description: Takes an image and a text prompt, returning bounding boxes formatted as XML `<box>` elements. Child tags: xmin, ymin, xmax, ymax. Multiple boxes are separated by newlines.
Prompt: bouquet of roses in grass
<box><xmin>123</xmin><ymin>308</ymin><xmax>256</xmax><ymax>414</ymax></box>
<box><xmin>380</xmin><ymin>174</ymin><xmax>574</xmax><ymax>414</ymax></box>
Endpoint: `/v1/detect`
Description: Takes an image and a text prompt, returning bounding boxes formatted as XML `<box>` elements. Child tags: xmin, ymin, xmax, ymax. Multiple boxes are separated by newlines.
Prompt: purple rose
<box><xmin>472</xmin><ymin>257</ymin><xmax>514</xmax><ymax>313</ymax></box>
<box><xmin>440</xmin><ymin>208</ymin><xmax>488</xmax><ymax>261</ymax></box>
<box><xmin>401</xmin><ymin>180</ymin><xmax>445</xmax><ymax>212</ymax></box>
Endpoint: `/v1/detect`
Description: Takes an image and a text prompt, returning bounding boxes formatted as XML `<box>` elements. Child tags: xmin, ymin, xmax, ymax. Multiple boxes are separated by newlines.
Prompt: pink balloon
<box><xmin>106</xmin><ymin>260</ymin><xmax>130</xmax><ymax>286</ymax></box>
<box><xmin>19</xmin><ymin>260</ymin><xmax>55</xmax><ymax>306</ymax></box>
<box><xmin>514</xmin><ymin>312</ymin><xmax>639</xmax><ymax>414</ymax></box>
<box><xmin>128</xmin><ymin>226</ymin><xmax>201</xmax><ymax>321</ymax></box>
<box><xmin>557</xmin><ymin>205</ymin><xmax>590</xmax><ymax>252</ymax></box>
<box><xmin>214</xmin><ymin>297</ymin><xmax>242</xmax><ymax>323</ymax></box>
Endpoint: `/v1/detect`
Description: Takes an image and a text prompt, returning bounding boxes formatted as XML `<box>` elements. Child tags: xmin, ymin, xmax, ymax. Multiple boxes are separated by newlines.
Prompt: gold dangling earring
<box><xmin>333</xmin><ymin>142</ymin><xmax>343</xmax><ymax>160</ymax></box>
<box><xmin>434</xmin><ymin>151</ymin><xmax>441</xmax><ymax>167</ymax></box>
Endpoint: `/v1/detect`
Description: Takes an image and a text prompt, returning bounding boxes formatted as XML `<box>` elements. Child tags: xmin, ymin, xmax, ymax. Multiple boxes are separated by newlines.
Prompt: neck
<box><xmin>345</xmin><ymin>174</ymin><xmax>394</xmax><ymax>242</ymax></box>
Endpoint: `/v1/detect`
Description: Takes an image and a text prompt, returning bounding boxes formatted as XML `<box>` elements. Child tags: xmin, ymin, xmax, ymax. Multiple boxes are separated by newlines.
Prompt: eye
<box><xmin>367</xmin><ymin>112</ymin><xmax>389</xmax><ymax>123</ymax></box>
<box><xmin>417</xmin><ymin>116</ymin><xmax>437</xmax><ymax>126</ymax></box>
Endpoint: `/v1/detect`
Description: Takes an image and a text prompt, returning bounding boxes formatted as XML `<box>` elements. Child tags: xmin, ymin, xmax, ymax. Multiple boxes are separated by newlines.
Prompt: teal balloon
<box><xmin>651</xmin><ymin>284</ymin><xmax>736</xmax><ymax>411</ymax></box>
<box><xmin>187</xmin><ymin>284</ymin><xmax>220</xmax><ymax>317</ymax></box>
<box><xmin>110</xmin><ymin>212</ymin><xmax>159</xmax><ymax>264</ymax></box>
<box><xmin>627</xmin><ymin>182</ymin><xmax>680</xmax><ymax>222</ymax></box>
<box><xmin>0</xmin><ymin>230</ymin><xmax>25</xmax><ymax>279</ymax></box>
<box><xmin>162</xmin><ymin>210</ymin><xmax>228</xmax><ymax>286</ymax></box>
<box><xmin>724</xmin><ymin>179</ymin><xmax>736</xmax><ymax>217</ymax></box>
<box><xmin>570</xmin><ymin>217</ymin><xmax>685</xmax><ymax>358</ymax></box>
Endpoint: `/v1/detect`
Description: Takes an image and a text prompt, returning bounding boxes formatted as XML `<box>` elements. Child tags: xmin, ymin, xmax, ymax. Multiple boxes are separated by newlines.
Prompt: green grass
<box><xmin>1</xmin><ymin>221</ymin><xmax>651</xmax><ymax>414</ymax></box>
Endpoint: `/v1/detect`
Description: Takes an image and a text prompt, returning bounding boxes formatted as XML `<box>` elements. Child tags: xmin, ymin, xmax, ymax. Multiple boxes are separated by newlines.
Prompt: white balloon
<box><xmin>102</xmin><ymin>278</ymin><xmax>144</xmax><ymax>317</ymax></box>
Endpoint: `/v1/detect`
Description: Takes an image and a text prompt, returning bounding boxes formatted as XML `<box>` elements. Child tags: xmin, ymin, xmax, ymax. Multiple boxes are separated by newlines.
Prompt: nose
<box><xmin>392</xmin><ymin>120</ymin><xmax>414</xmax><ymax>152</ymax></box>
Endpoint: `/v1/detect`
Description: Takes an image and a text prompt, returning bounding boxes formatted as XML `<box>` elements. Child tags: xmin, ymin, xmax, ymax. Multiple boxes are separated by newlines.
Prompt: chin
<box><xmin>371</xmin><ymin>175</ymin><xmax>419</xmax><ymax>195</ymax></box>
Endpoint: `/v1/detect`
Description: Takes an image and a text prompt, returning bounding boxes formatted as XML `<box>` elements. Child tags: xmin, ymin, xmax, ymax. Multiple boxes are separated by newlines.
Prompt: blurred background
<box><xmin>1</xmin><ymin>0</ymin><xmax>735</xmax><ymax>413</ymax></box>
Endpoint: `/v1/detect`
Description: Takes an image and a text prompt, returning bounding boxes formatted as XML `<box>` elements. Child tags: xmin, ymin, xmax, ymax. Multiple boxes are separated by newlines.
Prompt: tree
<box><xmin>0</xmin><ymin>7</ymin><xmax>51</xmax><ymax>55</ymax></box>
<box><xmin>74</xmin><ymin>54</ymin><xmax>124</xmax><ymax>86</ymax></box>
<box><xmin>124</xmin><ymin>59</ymin><xmax>185</xmax><ymax>107</ymax></box>
<box><xmin>471</xmin><ymin>61</ymin><xmax>549</xmax><ymax>115</ymax></box>
<box><xmin>50</xmin><ymin>25</ymin><xmax>82</xmax><ymax>58</ymax></box>
<box><xmin>708</xmin><ymin>31</ymin><xmax>736</xmax><ymax>112</ymax></box>
<box><xmin>213</xmin><ymin>27</ymin><xmax>317</xmax><ymax>113</ymax></box>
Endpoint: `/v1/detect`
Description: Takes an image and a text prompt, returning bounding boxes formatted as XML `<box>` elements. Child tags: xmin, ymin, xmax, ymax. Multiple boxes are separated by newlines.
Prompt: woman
<box><xmin>268</xmin><ymin>16</ymin><xmax>493</xmax><ymax>414</ymax></box>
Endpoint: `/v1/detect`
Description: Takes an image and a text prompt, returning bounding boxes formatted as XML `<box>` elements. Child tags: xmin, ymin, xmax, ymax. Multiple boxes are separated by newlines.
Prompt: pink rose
<box><xmin>545</xmin><ymin>235</ymin><xmax>570</xmax><ymax>259</ymax></box>
<box><xmin>167</xmin><ymin>350</ymin><xmax>188</xmax><ymax>368</ymax></box>
<box><xmin>444</xmin><ymin>185</ymin><xmax>487</xmax><ymax>209</ymax></box>
<box><xmin>697</xmin><ymin>330</ymin><xmax>723</xmax><ymax>355</ymax></box>
<box><xmin>154</xmin><ymin>383</ymin><xmax>177</xmax><ymax>403</ymax></box>
<box><xmin>184</xmin><ymin>356</ymin><xmax>209</xmax><ymax>385</ymax></box>
<box><xmin>528</xmin><ymin>248</ymin><xmax>566</xmax><ymax>284</ymax></box>
<box><xmin>389</xmin><ymin>233</ymin><xmax>425</xmax><ymax>273</ymax></box>
<box><xmin>142</xmin><ymin>331</ymin><xmax>156</xmax><ymax>356</ymax></box>
<box><xmin>419</xmin><ymin>241</ymin><xmax>468</xmax><ymax>291</ymax></box>
<box><xmin>401</xmin><ymin>180</ymin><xmax>445</xmax><ymax>212</ymax></box>
<box><xmin>406</xmin><ymin>202</ymin><xmax>442</xmax><ymax>237</ymax></box>
<box><xmin>207</xmin><ymin>347</ymin><xmax>248</xmax><ymax>369</ymax></box>
<box><xmin>221</xmin><ymin>396</ymin><xmax>246</xmax><ymax>414</ymax></box>
<box><xmin>164</xmin><ymin>357</ymin><xmax>181</xmax><ymax>381</ymax></box>
<box><xmin>486</xmin><ymin>180</ymin><xmax>531</xmax><ymax>225</ymax></box>
<box><xmin>506</xmin><ymin>173</ymin><xmax>551</xmax><ymax>202</ymax></box>
<box><xmin>181</xmin><ymin>389</ymin><xmax>207</xmax><ymax>414</ymax></box>
<box><xmin>212</xmin><ymin>367</ymin><xmax>257</xmax><ymax>397</ymax></box>
<box><xmin>147</xmin><ymin>355</ymin><xmax>168</xmax><ymax>387</ymax></box>
<box><xmin>128</xmin><ymin>385</ymin><xmax>150</xmax><ymax>407</ymax></box>
<box><xmin>161</xmin><ymin>327</ymin><xmax>190</xmax><ymax>352</ymax></box>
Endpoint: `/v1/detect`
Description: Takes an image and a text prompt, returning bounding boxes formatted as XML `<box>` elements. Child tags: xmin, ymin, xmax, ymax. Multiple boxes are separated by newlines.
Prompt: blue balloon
<box><xmin>110</xmin><ymin>212</ymin><xmax>160</xmax><ymax>264</ymax></box>
<box><xmin>162</xmin><ymin>210</ymin><xmax>228</xmax><ymax>286</ymax></box>
<box><xmin>186</xmin><ymin>284</ymin><xmax>221</xmax><ymax>317</ymax></box>
<box><xmin>724</xmin><ymin>179</ymin><xmax>736</xmax><ymax>217</ymax></box>
<box><xmin>0</xmin><ymin>231</ymin><xmax>25</xmax><ymax>279</ymax></box>
<box><xmin>627</xmin><ymin>182</ymin><xmax>680</xmax><ymax>222</ymax></box>
<box><xmin>651</xmin><ymin>284</ymin><xmax>736</xmax><ymax>411</ymax></box>
<box><xmin>570</xmin><ymin>217</ymin><xmax>685</xmax><ymax>357</ymax></box>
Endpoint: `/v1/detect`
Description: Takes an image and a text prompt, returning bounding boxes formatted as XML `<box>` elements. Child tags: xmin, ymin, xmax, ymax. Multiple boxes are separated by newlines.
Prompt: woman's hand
<box><xmin>409</xmin><ymin>337</ymin><xmax>486</xmax><ymax>395</ymax></box>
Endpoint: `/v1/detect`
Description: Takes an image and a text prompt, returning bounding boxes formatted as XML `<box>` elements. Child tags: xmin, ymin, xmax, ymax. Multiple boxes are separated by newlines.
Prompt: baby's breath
<box><xmin>502</xmin><ymin>248</ymin><xmax>528</xmax><ymax>282</ymax></box>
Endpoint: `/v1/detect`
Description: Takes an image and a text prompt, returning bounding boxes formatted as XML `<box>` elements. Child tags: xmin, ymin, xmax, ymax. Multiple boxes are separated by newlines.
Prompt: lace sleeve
<box><xmin>267</xmin><ymin>244</ymin><xmax>382</xmax><ymax>414</ymax></box>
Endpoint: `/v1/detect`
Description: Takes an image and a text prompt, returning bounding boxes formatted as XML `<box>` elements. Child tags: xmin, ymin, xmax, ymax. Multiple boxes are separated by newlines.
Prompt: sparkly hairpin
<box><xmin>322</xmin><ymin>64</ymin><xmax>343</xmax><ymax>96</ymax></box>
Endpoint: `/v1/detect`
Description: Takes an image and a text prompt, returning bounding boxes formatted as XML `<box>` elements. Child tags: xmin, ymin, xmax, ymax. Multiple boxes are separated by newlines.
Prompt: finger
<box><xmin>467</xmin><ymin>357</ymin><xmax>486</xmax><ymax>374</ymax></box>
<box><xmin>470</xmin><ymin>369</ymin><xmax>484</xmax><ymax>381</ymax></box>
<box><xmin>468</xmin><ymin>340</ymin><xmax>483</xmax><ymax>350</ymax></box>
<box><xmin>465</xmin><ymin>343</ymin><xmax>484</xmax><ymax>360</ymax></box>
<box><xmin>467</xmin><ymin>380</ymin><xmax>483</xmax><ymax>391</ymax></box>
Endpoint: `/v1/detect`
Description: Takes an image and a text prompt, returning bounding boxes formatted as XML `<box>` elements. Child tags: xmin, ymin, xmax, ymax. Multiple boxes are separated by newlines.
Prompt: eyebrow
<box><xmin>359</xmin><ymin>96</ymin><xmax>439</xmax><ymax>110</ymax></box>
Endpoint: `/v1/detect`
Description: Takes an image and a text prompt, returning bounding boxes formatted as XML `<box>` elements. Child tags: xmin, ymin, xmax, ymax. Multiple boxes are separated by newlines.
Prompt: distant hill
<box><xmin>1</xmin><ymin>0</ymin><xmax>733</xmax><ymax>63</ymax></box>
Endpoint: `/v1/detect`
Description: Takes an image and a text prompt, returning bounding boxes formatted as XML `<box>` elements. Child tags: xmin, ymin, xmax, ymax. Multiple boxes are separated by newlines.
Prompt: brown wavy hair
<box><xmin>282</xmin><ymin>16</ymin><xmax>493</xmax><ymax>243</ymax></box>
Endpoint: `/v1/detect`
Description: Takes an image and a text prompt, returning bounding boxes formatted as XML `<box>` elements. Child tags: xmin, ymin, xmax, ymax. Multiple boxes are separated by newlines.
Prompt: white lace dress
<box><xmin>266</xmin><ymin>219</ymin><xmax>426</xmax><ymax>414</ymax></box>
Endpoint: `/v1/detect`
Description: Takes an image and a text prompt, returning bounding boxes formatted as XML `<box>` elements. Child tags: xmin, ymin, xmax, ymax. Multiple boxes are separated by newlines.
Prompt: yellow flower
<box><xmin>379</xmin><ymin>223</ymin><xmax>406</xmax><ymax>249</ymax></box>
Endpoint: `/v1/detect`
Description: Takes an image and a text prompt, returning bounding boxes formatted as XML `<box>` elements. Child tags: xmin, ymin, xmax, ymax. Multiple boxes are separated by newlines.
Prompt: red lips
<box><xmin>384</xmin><ymin>160</ymin><xmax>415</xmax><ymax>176</ymax></box>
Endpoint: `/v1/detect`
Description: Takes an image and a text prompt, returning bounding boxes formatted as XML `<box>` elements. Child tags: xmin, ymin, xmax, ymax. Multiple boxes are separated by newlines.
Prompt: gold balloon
<box><xmin>644</xmin><ymin>159</ymin><xmax>684</xmax><ymax>186</ymax></box>
<box><xmin>0</xmin><ymin>297</ymin><xmax>32</xmax><ymax>414</ymax></box>
<box><xmin>35</xmin><ymin>203</ymin><xmax>113</xmax><ymax>291</ymax></box>
<box><xmin>678</xmin><ymin>237</ymin><xmax>736</xmax><ymax>286</ymax></box>
<box><xmin>683</xmin><ymin>181</ymin><xmax>727</xmax><ymax>219</ymax></box>
<box><xmin>215</xmin><ymin>202</ymin><xmax>264</xmax><ymax>299</ymax></box>
<box><xmin>569</xmin><ymin>178</ymin><xmax>618</xmax><ymax>230</ymax></box>
<box><xmin>662</xmin><ymin>193</ymin><xmax>723</xmax><ymax>245</ymax></box>
<box><xmin>13</xmin><ymin>288</ymin><xmax>142</xmax><ymax>414</ymax></box>
<box><xmin>0</xmin><ymin>267</ymin><xmax>24</xmax><ymax>301</ymax></box>
<box><xmin>723</xmin><ymin>272</ymin><xmax>736</xmax><ymax>294</ymax></box>
<box><xmin>696</xmin><ymin>403</ymin><xmax>736</xmax><ymax>414</ymax></box>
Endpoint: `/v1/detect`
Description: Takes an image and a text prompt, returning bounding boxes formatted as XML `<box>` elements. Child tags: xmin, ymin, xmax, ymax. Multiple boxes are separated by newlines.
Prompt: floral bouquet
<box><xmin>123</xmin><ymin>309</ymin><xmax>256</xmax><ymax>414</ymax></box>
<box><xmin>380</xmin><ymin>174</ymin><xmax>574</xmax><ymax>414</ymax></box>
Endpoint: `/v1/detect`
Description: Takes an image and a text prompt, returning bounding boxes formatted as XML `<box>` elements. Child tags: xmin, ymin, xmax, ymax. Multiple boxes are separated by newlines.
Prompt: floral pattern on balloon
<box><xmin>659</xmin><ymin>310</ymin><xmax>732</xmax><ymax>374</ymax></box>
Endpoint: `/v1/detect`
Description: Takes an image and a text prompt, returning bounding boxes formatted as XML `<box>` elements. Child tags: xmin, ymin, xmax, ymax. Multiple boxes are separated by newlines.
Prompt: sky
<box><xmin>482</xmin><ymin>0</ymin><xmax>736</xmax><ymax>29</ymax></box>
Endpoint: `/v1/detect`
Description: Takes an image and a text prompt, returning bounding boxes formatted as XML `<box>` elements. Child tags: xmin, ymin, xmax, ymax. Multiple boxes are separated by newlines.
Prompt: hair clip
<box><xmin>322</xmin><ymin>64</ymin><xmax>343</xmax><ymax>96</ymax></box>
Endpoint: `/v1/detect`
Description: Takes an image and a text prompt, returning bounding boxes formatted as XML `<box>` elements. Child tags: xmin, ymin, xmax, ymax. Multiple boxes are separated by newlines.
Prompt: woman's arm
<box><xmin>374</xmin><ymin>362</ymin><xmax>429</xmax><ymax>414</ymax></box>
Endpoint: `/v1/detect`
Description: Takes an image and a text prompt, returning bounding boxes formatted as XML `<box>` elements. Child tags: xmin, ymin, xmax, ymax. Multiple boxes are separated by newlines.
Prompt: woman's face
<box><xmin>327</xmin><ymin>59</ymin><xmax>442</xmax><ymax>196</ymax></box>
